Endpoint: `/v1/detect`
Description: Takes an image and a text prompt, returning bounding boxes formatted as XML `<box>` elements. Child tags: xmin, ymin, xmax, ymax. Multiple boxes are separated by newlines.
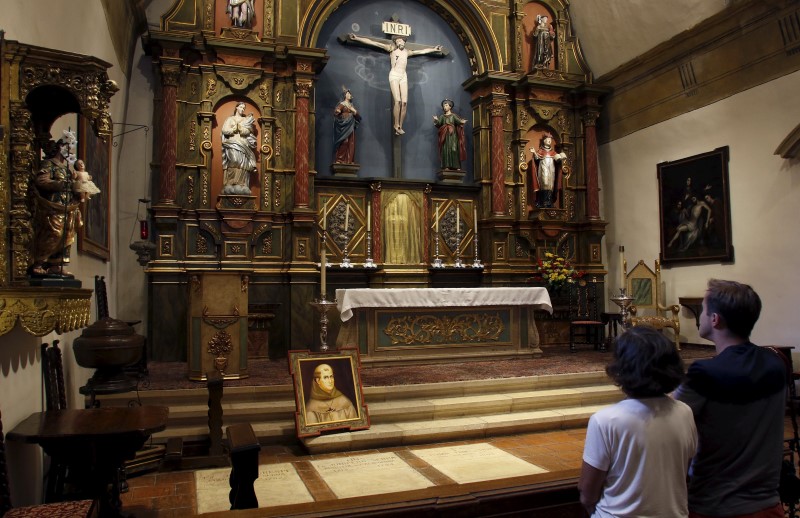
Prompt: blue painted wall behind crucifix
<box><xmin>315</xmin><ymin>0</ymin><xmax>474</xmax><ymax>182</ymax></box>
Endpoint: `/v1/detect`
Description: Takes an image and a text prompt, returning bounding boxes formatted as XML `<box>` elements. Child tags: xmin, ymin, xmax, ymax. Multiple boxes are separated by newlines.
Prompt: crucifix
<box><xmin>341</xmin><ymin>17</ymin><xmax>448</xmax><ymax>178</ymax></box>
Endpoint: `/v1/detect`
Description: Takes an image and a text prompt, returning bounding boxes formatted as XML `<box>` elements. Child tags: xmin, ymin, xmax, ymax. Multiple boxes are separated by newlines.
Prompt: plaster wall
<box><xmin>0</xmin><ymin>1</ymin><xmax>132</xmax><ymax>506</ymax></box>
<box><xmin>601</xmin><ymin>69</ymin><xmax>800</xmax><ymax>349</ymax></box>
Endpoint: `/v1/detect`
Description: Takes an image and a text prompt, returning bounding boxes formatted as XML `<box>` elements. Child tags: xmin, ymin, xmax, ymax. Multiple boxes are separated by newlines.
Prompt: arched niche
<box><xmin>210</xmin><ymin>98</ymin><xmax>262</xmax><ymax>201</ymax></box>
<box><xmin>300</xmin><ymin>0</ymin><xmax>502</xmax><ymax>75</ymax></box>
<box><xmin>1</xmin><ymin>36</ymin><xmax>117</xmax><ymax>287</ymax></box>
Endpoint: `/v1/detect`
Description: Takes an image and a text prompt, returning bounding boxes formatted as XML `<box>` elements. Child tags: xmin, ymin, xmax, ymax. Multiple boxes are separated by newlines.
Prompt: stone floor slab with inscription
<box><xmin>195</xmin><ymin>463</ymin><xmax>313</xmax><ymax>514</ymax></box>
<box><xmin>309</xmin><ymin>452</ymin><xmax>434</xmax><ymax>499</ymax></box>
<box><xmin>410</xmin><ymin>443</ymin><xmax>547</xmax><ymax>484</ymax></box>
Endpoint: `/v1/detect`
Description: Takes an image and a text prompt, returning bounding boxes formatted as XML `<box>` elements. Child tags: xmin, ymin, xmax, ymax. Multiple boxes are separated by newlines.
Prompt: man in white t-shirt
<box><xmin>579</xmin><ymin>326</ymin><xmax>697</xmax><ymax>517</ymax></box>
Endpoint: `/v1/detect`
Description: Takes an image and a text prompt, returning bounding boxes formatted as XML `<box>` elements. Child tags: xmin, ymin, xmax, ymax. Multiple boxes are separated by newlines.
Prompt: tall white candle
<box><xmin>435</xmin><ymin>202</ymin><xmax>439</xmax><ymax>233</ymax></box>
<box><xmin>366</xmin><ymin>201</ymin><xmax>371</xmax><ymax>230</ymax></box>
<box><xmin>473</xmin><ymin>207</ymin><xmax>478</xmax><ymax>234</ymax></box>
<box><xmin>323</xmin><ymin>200</ymin><xmax>327</xmax><ymax>231</ymax></box>
<box><xmin>456</xmin><ymin>206</ymin><xmax>460</xmax><ymax>233</ymax></box>
<box><xmin>344</xmin><ymin>202</ymin><xmax>350</xmax><ymax>232</ymax></box>
<box><xmin>619</xmin><ymin>245</ymin><xmax>625</xmax><ymax>290</ymax></box>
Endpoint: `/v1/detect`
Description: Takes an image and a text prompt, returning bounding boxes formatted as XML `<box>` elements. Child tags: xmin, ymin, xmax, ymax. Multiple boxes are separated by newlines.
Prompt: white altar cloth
<box><xmin>336</xmin><ymin>287</ymin><xmax>553</xmax><ymax>322</ymax></box>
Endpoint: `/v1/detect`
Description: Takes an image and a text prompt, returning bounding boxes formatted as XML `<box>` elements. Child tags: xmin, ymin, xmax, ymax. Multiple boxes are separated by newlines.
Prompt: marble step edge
<box><xmin>300</xmin><ymin>404</ymin><xmax>612</xmax><ymax>455</ymax></box>
<box><xmin>149</xmin><ymin>403</ymin><xmax>610</xmax><ymax>451</ymax></box>
<box><xmin>95</xmin><ymin>370</ymin><xmax>611</xmax><ymax>407</ymax></box>
<box><xmin>156</xmin><ymin>384</ymin><xmax>623</xmax><ymax>427</ymax></box>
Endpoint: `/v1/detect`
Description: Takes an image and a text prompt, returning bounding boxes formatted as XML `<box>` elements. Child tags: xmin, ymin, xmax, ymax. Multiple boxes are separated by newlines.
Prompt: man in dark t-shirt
<box><xmin>675</xmin><ymin>279</ymin><xmax>786</xmax><ymax>518</ymax></box>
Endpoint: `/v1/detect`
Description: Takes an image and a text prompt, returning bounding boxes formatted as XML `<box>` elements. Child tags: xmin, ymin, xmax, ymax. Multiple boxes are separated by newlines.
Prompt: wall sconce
<box><xmin>130</xmin><ymin>198</ymin><xmax>155</xmax><ymax>266</ymax></box>
<box><xmin>114</xmin><ymin>122</ymin><xmax>153</xmax><ymax>268</ymax></box>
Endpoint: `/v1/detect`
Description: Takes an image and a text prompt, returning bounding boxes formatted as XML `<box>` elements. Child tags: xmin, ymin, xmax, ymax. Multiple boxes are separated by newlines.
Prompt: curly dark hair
<box><xmin>606</xmin><ymin>326</ymin><xmax>685</xmax><ymax>398</ymax></box>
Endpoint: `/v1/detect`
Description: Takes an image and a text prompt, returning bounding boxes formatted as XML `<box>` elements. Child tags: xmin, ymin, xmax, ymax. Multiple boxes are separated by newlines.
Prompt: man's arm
<box><xmin>408</xmin><ymin>44</ymin><xmax>444</xmax><ymax>57</ymax></box>
<box><xmin>347</xmin><ymin>33</ymin><xmax>392</xmax><ymax>52</ymax></box>
<box><xmin>672</xmin><ymin>381</ymin><xmax>707</xmax><ymax>416</ymax></box>
<box><xmin>577</xmin><ymin>461</ymin><xmax>607</xmax><ymax>515</ymax></box>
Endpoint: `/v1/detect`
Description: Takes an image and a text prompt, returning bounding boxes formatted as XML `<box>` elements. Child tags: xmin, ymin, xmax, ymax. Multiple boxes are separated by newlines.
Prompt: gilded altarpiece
<box><xmin>143</xmin><ymin>0</ymin><xmax>608</xmax><ymax>365</ymax></box>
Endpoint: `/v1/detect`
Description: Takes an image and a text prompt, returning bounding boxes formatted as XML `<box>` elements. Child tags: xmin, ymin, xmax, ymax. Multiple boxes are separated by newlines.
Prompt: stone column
<box><xmin>293</xmin><ymin>79</ymin><xmax>312</xmax><ymax>209</ymax></box>
<box><xmin>157</xmin><ymin>59</ymin><xmax>182</xmax><ymax>205</ymax></box>
<box><xmin>490</xmin><ymin>101</ymin><xmax>507</xmax><ymax>216</ymax></box>
<box><xmin>582</xmin><ymin>109</ymin><xmax>601</xmax><ymax>220</ymax></box>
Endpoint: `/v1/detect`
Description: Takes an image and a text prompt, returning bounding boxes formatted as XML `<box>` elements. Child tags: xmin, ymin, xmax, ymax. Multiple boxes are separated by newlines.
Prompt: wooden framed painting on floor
<box><xmin>288</xmin><ymin>348</ymin><xmax>370</xmax><ymax>438</ymax></box>
<box><xmin>657</xmin><ymin>146</ymin><xmax>734</xmax><ymax>266</ymax></box>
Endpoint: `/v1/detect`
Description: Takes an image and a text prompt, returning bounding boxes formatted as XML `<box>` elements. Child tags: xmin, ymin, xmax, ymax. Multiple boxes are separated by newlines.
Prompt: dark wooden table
<box><xmin>6</xmin><ymin>405</ymin><xmax>169</xmax><ymax>517</ymax></box>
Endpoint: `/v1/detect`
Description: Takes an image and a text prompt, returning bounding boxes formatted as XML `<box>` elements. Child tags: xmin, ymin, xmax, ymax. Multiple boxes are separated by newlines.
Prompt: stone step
<box><xmin>104</xmin><ymin>371</ymin><xmax>621</xmax><ymax>451</ymax></box>
<box><xmin>301</xmin><ymin>403</ymin><xmax>612</xmax><ymax>455</ymax></box>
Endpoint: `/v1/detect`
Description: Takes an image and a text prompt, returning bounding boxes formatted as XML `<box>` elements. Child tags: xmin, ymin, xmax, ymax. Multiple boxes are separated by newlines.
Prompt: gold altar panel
<box><xmin>339</xmin><ymin>305</ymin><xmax>543</xmax><ymax>365</ymax></box>
<box><xmin>382</xmin><ymin>190</ymin><xmax>423</xmax><ymax>265</ymax></box>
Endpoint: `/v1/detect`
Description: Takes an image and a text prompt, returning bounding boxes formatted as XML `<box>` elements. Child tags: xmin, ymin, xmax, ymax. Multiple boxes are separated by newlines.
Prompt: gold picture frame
<box><xmin>288</xmin><ymin>348</ymin><xmax>370</xmax><ymax>438</ymax></box>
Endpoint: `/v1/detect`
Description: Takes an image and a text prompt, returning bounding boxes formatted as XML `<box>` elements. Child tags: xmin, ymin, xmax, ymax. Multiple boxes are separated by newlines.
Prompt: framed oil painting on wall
<box><xmin>657</xmin><ymin>146</ymin><xmax>733</xmax><ymax>266</ymax></box>
<box><xmin>288</xmin><ymin>348</ymin><xmax>370</xmax><ymax>438</ymax></box>
<box><xmin>77</xmin><ymin>115</ymin><xmax>111</xmax><ymax>261</ymax></box>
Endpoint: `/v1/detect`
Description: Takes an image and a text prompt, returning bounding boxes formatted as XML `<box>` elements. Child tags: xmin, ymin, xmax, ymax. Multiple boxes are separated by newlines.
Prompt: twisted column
<box><xmin>490</xmin><ymin>101</ymin><xmax>507</xmax><ymax>216</ymax></box>
<box><xmin>582</xmin><ymin>110</ymin><xmax>601</xmax><ymax>220</ymax></box>
<box><xmin>293</xmin><ymin>80</ymin><xmax>312</xmax><ymax>209</ymax></box>
<box><xmin>157</xmin><ymin>59</ymin><xmax>181</xmax><ymax>205</ymax></box>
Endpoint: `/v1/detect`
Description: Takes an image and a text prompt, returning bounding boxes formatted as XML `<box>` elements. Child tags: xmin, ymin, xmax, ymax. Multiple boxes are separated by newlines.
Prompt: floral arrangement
<box><xmin>534</xmin><ymin>252</ymin><xmax>584</xmax><ymax>290</ymax></box>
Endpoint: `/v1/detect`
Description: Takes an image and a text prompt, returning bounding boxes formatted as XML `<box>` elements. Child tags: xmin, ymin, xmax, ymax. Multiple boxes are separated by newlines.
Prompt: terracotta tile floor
<box><xmin>121</xmin><ymin>417</ymin><xmax>800</xmax><ymax>517</ymax></box>
<box><xmin>120</xmin><ymin>427</ymin><xmax>589</xmax><ymax>517</ymax></box>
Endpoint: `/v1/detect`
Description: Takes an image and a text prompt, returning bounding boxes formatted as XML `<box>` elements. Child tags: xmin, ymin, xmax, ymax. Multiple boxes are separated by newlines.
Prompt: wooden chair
<box><xmin>42</xmin><ymin>341</ymin><xmax>67</xmax><ymax>411</ymax></box>
<box><xmin>624</xmin><ymin>258</ymin><xmax>681</xmax><ymax>350</ymax></box>
<box><xmin>0</xmin><ymin>409</ymin><xmax>96</xmax><ymax>518</ymax></box>
<box><xmin>568</xmin><ymin>279</ymin><xmax>605</xmax><ymax>352</ymax></box>
<box><xmin>40</xmin><ymin>341</ymin><xmax>70</xmax><ymax>502</ymax></box>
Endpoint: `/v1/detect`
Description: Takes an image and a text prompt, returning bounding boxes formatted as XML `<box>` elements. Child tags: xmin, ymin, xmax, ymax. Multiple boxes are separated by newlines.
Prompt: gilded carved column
<box><xmin>370</xmin><ymin>182</ymin><xmax>382</xmax><ymax>263</ymax></box>
<box><xmin>293</xmin><ymin>79</ymin><xmax>312</xmax><ymax>209</ymax></box>
<box><xmin>8</xmin><ymin>104</ymin><xmax>35</xmax><ymax>284</ymax></box>
<box><xmin>157</xmin><ymin>59</ymin><xmax>181</xmax><ymax>205</ymax></box>
<box><xmin>582</xmin><ymin>110</ymin><xmax>601</xmax><ymax>220</ymax></box>
<box><xmin>490</xmin><ymin>101</ymin><xmax>507</xmax><ymax>216</ymax></box>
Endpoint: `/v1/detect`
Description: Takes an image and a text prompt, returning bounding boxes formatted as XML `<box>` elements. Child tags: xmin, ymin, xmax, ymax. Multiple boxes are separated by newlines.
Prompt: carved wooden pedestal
<box><xmin>187</xmin><ymin>273</ymin><xmax>249</xmax><ymax>381</ymax></box>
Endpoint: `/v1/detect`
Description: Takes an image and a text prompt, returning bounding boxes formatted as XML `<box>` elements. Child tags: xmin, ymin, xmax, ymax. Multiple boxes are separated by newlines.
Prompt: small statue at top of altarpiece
<box><xmin>532</xmin><ymin>14</ymin><xmax>555</xmax><ymax>69</ymax></box>
<box><xmin>227</xmin><ymin>0</ymin><xmax>255</xmax><ymax>28</ymax></box>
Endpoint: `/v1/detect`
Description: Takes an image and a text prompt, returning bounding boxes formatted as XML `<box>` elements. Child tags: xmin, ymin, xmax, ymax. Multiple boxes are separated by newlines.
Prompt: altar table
<box><xmin>335</xmin><ymin>288</ymin><xmax>552</xmax><ymax>364</ymax></box>
<box><xmin>7</xmin><ymin>405</ymin><xmax>169</xmax><ymax>517</ymax></box>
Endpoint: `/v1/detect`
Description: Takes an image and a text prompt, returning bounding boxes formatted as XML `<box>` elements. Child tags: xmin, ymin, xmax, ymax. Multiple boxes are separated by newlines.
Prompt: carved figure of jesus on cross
<box><xmin>344</xmin><ymin>19</ymin><xmax>447</xmax><ymax>136</ymax></box>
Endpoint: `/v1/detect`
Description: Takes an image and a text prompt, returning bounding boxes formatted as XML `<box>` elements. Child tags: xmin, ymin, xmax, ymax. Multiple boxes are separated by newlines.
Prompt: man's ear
<box><xmin>710</xmin><ymin>312</ymin><xmax>723</xmax><ymax>329</ymax></box>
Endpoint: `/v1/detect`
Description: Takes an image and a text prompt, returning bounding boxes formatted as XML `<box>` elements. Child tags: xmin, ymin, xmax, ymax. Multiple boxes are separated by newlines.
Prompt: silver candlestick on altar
<box><xmin>309</xmin><ymin>296</ymin><xmax>338</xmax><ymax>352</ymax></box>
<box><xmin>432</xmin><ymin>230</ymin><xmax>444</xmax><ymax>268</ymax></box>
<box><xmin>610</xmin><ymin>288</ymin><xmax>635</xmax><ymax>329</ymax></box>
<box><xmin>340</xmin><ymin>232</ymin><xmax>353</xmax><ymax>268</ymax></box>
<box><xmin>364</xmin><ymin>230</ymin><xmax>376</xmax><ymax>268</ymax></box>
<box><xmin>472</xmin><ymin>233</ymin><xmax>483</xmax><ymax>268</ymax></box>
<box><xmin>453</xmin><ymin>230</ymin><xmax>464</xmax><ymax>268</ymax></box>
